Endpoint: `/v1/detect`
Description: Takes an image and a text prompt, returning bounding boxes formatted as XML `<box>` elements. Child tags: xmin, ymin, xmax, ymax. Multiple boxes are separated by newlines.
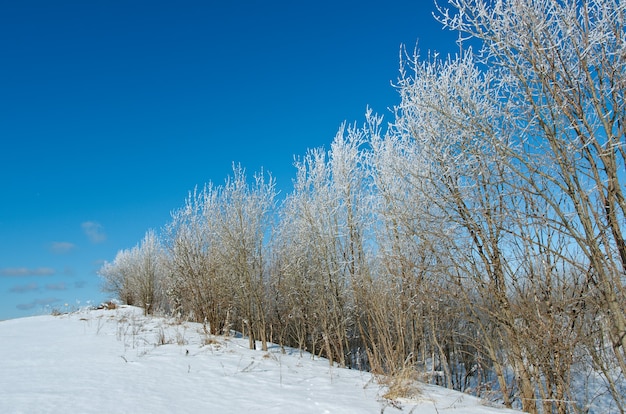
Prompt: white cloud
<box><xmin>45</xmin><ymin>282</ymin><xmax>67</xmax><ymax>291</ymax></box>
<box><xmin>81</xmin><ymin>221</ymin><xmax>106</xmax><ymax>244</ymax></box>
<box><xmin>0</xmin><ymin>267</ymin><xmax>55</xmax><ymax>277</ymax></box>
<box><xmin>9</xmin><ymin>283</ymin><xmax>39</xmax><ymax>293</ymax></box>
<box><xmin>49</xmin><ymin>242</ymin><xmax>76</xmax><ymax>254</ymax></box>
<box><xmin>16</xmin><ymin>297</ymin><xmax>61</xmax><ymax>311</ymax></box>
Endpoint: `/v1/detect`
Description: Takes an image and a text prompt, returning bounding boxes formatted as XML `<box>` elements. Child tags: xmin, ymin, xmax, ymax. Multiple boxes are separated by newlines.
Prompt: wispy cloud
<box><xmin>16</xmin><ymin>297</ymin><xmax>62</xmax><ymax>311</ymax></box>
<box><xmin>82</xmin><ymin>221</ymin><xmax>106</xmax><ymax>244</ymax></box>
<box><xmin>45</xmin><ymin>282</ymin><xmax>67</xmax><ymax>291</ymax></box>
<box><xmin>74</xmin><ymin>280</ymin><xmax>87</xmax><ymax>288</ymax></box>
<box><xmin>49</xmin><ymin>242</ymin><xmax>76</xmax><ymax>254</ymax></box>
<box><xmin>9</xmin><ymin>283</ymin><xmax>39</xmax><ymax>293</ymax></box>
<box><xmin>0</xmin><ymin>267</ymin><xmax>55</xmax><ymax>277</ymax></box>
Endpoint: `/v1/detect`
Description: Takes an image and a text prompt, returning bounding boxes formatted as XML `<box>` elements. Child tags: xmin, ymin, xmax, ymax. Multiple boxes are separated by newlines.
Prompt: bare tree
<box><xmin>100</xmin><ymin>248</ymin><xmax>138</xmax><ymax>306</ymax></box>
<box><xmin>276</xmin><ymin>147</ymin><xmax>353</xmax><ymax>365</ymax></box>
<box><xmin>363</xmin><ymin>0</ymin><xmax>626</xmax><ymax>411</ymax></box>
<box><xmin>99</xmin><ymin>229</ymin><xmax>167</xmax><ymax>315</ymax></box>
<box><xmin>213</xmin><ymin>165</ymin><xmax>276</xmax><ymax>350</ymax></box>
<box><xmin>436</xmin><ymin>0</ymin><xmax>626</xmax><ymax>409</ymax></box>
<box><xmin>164</xmin><ymin>185</ymin><xmax>232</xmax><ymax>332</ymax></box>
<box><xmin>99</xmin><ymin>2</ymin><xmax>625</xmax><ymax>411</ymax></box>
<box><xmin>163</xmin><ymin>166</ymin><xmax>276</xmax><ymax>348</ymax></box>
<box><xmin>270</xmin><ymin>121</ymin><xmax>375</xmax><ymax>367</ymax></box>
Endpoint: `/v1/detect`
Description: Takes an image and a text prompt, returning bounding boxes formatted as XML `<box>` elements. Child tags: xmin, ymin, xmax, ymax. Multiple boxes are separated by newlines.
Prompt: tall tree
<box><xmin>99</xmin><ymin>229</ymin><xmax>167</xmax><ymax>315</ymax></box>
<box><xmin>214</xmin><ymin>165</ymin><xmax>276</xmax><ymax>350</ymax></box>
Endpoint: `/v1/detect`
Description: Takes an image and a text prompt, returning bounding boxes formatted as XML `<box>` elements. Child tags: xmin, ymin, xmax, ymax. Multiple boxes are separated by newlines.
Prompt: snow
<box><xmin>0</xmin><ymin>306</ymin><xmax>520</xmax><ymax>413</ymax></box>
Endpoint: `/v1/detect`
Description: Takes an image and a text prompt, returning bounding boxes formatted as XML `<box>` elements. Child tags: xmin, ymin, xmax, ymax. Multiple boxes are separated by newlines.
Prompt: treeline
<box><xmin>99</xmin><ymin>1</ymin><xmax>626</xmax><ymax>412</ymax></box>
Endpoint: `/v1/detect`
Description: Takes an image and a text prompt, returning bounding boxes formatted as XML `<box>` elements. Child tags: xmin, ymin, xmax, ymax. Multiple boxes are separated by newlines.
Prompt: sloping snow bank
<box><xmin>0</xmin><ymin>306</ymin><xmax>519</xmax><ymax>413</ymax></box>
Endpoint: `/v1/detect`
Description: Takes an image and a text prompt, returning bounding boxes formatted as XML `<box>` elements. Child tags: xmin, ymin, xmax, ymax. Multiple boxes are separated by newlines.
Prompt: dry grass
<box><xmin>203</xmin><ymin>336</ymin><xmax>221</xmax><ymax>347</ymax></box>
<box><xmin>380</xmin><ymin>367</ymin><xmax>421</xmax><ymax>401</ymax></box>
<box><xmin>97</xmin><ymin>301</ymin><xmax>117</xmax><ymax>310</ymax></box>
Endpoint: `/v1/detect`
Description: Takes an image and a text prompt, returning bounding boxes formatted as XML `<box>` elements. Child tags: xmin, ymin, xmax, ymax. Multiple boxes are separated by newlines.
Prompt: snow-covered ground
<box><xmin>0</xmin><ymin>306</ymin><xmax>520</xmax><ymax>413</ymax></box>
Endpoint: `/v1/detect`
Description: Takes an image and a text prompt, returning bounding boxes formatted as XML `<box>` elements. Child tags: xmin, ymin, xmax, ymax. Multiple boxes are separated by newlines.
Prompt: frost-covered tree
<box><xmin>372</xmin><ymin>0</ymin><xmax>626</xmax><ymax>411</ymax></box>
<box><xmin>272</xmin><ymin>146</ymin><xmax>353</xmax><ymax>365</ymax></box>
<box><xmin>440</xmin><ymin>1</ymin><xmax>626</xmax><ymax>411</ymax></box>
<box><xmin>99</xmin><ymin>229</ymin><xmax>167</xmax><ymax>315</ymax></box>
<box><xmin>100</xmin><ymin>248</ymin><xmax>137</xmax><ymax>306</ymax></box>
<box><xmin>99</xmin><ymin>0</ymin><xmax>625</xmax><ymax>411</ymax></box>
<box><xmin>164</xmin><ymin>184</ymin><xmax>230</xmax><ymax>332</ymax></box>
<box><xmin>134</xmin><ymin>229</ymin><xmax>168</xmax><ymax>314</ymax></box>
<box><xmin>163</xmin><ymin>165</ymin><xmax>276</xmax><ymax>347</ymax></box>
<box><xmin>213</xmin><ymin>165</ymin><xmax>276</xmax><ymax>350</ymax></box>
<box><xmin>368</xmin><ymin>104</ymin><xmax>472</xmax><ymax>387</ymax></box>
<box><xmin>270</xmin><ymin>120</ymin><xmax>375</xmax><ymax>367</ymax></box>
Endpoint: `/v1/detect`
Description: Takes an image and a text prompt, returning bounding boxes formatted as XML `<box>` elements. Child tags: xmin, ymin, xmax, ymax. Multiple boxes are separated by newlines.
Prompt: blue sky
<box><xmin>0</xmin><ymin>0</ymin><xmax>458</xmax><ymax>320</ymax></box>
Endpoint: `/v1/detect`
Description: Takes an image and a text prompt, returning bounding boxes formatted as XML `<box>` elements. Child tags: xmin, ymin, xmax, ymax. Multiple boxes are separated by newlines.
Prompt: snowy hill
<box><xmin>0</xmin><ymin>306</ymin><xmax>520</xmax><ymax>413</ymax></box>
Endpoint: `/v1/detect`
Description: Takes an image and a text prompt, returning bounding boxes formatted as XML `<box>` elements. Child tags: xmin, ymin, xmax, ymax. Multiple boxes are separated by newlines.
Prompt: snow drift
<box><xmin>0</xmin><ymin>306</ymin><xmax>519</xmax><ymax>413</ymax></box>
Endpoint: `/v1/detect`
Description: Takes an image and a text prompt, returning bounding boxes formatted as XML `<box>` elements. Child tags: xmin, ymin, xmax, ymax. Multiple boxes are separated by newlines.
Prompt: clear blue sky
<box><xmin>0</xmin><ymin>0</ymin><xmax>458</xmax><ymax>320</ymax></box>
